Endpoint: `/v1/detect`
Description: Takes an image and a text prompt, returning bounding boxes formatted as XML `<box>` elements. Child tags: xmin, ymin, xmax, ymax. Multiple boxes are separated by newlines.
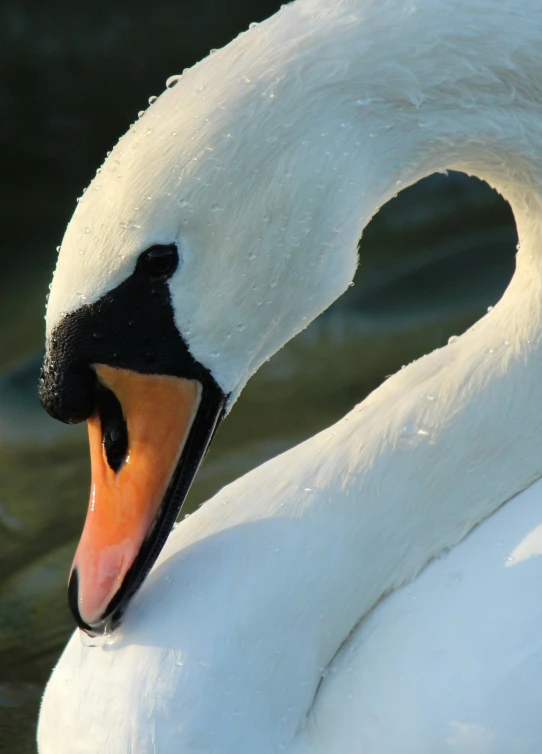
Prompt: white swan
<box><xmin>37</xmin><ymin>0</ymin><xmax>542</xmax><ymax>751</ymax></box>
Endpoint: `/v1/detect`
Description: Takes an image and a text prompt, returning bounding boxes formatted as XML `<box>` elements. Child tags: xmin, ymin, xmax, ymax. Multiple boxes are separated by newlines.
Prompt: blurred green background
<box><xmin>0</xmin><ymin>1</ymin><xmax>517</xmax><ymax>751</ymax></box>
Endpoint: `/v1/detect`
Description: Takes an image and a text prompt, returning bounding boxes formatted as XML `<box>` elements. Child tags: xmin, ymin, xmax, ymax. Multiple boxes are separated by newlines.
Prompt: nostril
<box><xmin>95</xmin><ymin>380</ymin><xmax>128</xmax><ymax>473</ymax></box>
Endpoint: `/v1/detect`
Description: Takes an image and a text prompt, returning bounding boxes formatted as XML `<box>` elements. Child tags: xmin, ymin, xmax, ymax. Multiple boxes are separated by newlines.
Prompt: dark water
<box><xmin>0</xmin><ymin>3</ymin><xmax>518</xmax><ymax>751</ymax></box>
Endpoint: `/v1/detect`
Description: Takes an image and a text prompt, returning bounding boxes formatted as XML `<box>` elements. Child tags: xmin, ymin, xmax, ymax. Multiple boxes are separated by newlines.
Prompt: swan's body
<box><xmin>38</xmin><ymin>0</ymin><xmax>542</xmax><ymax>751</ymax></box>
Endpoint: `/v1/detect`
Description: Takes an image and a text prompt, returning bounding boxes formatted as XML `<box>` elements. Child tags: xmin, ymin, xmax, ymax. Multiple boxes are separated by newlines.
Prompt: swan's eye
<box><xmin>139</xmin><ymin>244</ymin><xmax>179</xmax><ymax>280</ymax></box>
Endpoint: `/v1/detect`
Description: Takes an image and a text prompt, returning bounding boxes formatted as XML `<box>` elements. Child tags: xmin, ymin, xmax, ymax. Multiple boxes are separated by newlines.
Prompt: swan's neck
<box><xmin>269</xmin><ymin>0</ymin><xmax>542</xmax><ymax>280</ymax></box>
<box><xmin>162</xmin><ymin>0</ymin><xmax>542</xmax><ymax>397</ymax></box>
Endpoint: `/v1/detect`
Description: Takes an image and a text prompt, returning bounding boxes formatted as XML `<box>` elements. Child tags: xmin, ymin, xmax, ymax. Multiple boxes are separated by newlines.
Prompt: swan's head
<box><xmin>39</xmin><ymin>39</ymin><xmax>360</xmax><ymax>634</ymax></box>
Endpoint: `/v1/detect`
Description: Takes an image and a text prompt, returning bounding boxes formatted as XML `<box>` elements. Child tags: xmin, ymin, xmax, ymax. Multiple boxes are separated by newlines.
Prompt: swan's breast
<box><xmin>295</xmin><ymin>476</ymin><xmax>542</xmax><ymax>754</ymax></box>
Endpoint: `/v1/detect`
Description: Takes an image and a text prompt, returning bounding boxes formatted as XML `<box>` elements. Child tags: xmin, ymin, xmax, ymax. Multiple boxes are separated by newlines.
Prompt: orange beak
<box><xmin>69</xmin><ymin>364</ymin><xmax>203</xmax><ymax>632</ymax></box>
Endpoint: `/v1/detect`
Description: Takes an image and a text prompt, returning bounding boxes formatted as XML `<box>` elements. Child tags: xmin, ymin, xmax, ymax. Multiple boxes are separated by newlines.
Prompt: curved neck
<box><xmin>162</xmin><ymin>0</ymin><xmax>542</xmax><ymax>398</ymax></box>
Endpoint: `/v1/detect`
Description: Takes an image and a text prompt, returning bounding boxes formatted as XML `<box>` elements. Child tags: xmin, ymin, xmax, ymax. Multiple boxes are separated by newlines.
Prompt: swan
<box><xmin>37</xmin><ymin>0</ymin><xmax>542</xmax><ymax>750</ymax></box>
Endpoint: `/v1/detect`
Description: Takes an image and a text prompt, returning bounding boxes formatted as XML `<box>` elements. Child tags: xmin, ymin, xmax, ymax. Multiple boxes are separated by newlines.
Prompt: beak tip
<box><xmin>68</xmin><ymin>567</ymin><xmax>95</xmax><ymax>635</ymax></box>
<box><xmin>68</xmin><ymin>566</ymin><xmax>124</xmax><ymax>637</ymax></box>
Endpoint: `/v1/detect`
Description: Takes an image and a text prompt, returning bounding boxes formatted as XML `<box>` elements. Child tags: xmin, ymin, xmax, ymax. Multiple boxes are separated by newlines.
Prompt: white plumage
<box><xmin>39</xmin><ymin>0</ymin><xmax>542</xmax><ymax>751</ymax></box>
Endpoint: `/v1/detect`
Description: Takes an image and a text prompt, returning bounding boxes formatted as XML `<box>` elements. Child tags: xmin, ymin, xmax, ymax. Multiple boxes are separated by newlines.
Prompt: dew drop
<box><xmin>79</xmin><ymin>629</ymin><xmax>111</xmax><ymax>648</ymax></box>
<box><xmin>148</xmin><ymin>95</ymin><xmax>157</xmax><ymax>105</ymax></box>
<box><xmin>166</xmin><ymin>75</ymin><xmax>180</xmax><ymax>89</ymax></box>
<box><xmin>448</xmin><ymin>335</ymin><xmax>458</xmax><ymax>344</ymax></box>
